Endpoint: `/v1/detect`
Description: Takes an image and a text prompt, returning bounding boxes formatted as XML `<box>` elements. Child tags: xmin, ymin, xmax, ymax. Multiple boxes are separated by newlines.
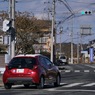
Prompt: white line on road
<box><xmin>84</xmin><ymin>70</ymin><xmax>90</xmax><ymax>72</ymax></box>
<box><xmin>45</xmin><ymin>89</ymin><xmax>95</xmax><ymax>92</ymax></box>
<box><xmin>64</xmin><ymin>70</ymin><xmax>71</xmax><ymax>72</ymax></box>
<box><xmin>60</xmin><ymin>83</ymin><xmax>67</xmax><ymax>85</ymax></box>
<box><xmin>83</xmin><ymin>83</ymin><xmax>95</xmax><ymax>87</ymax></box>
<box><xmin>74</xmin><ymin>70</ymin><xmax>80</xmax><ymax>72</ymax></box>
<box><xmin>62</xmin><ymin>83</ymin><xmax>83</xmax><ymax>87</ymax></box>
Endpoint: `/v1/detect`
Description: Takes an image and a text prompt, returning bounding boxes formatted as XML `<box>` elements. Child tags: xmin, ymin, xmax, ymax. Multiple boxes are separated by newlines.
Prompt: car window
<box><xmin>39</xmin><ymin>56</ymin><xmax>47</xmax><ymax>66</ymax></box>
<box><xmin>8</xmin><ymin>57</ymin><xmax>36</xmax><ymax>69</ymax></box>
<box><xmin>44</xmin><ymin>58</ymin><xmax>53</xmax><ymax>66</ymax></box>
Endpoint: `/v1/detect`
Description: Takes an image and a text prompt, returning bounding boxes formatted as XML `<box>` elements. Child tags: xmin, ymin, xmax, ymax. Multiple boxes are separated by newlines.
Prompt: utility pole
<box><xmin>71</xmin><ymin>19</ymin><xmax>73</xmax><ymax>64</ymax></box>
<box><xmin>8</xmin><ymin>0</ymin><xmax>12</xmax><ymax>57</ymax></box>
<box><xmin>77</xmin><ymin>32</ymin><xmax>79</xmax><ymax>64</ymax></box>
<box><xmin>11</xmin><ymin>0</ymin><xmax>15</xmax><ymax>58</ymax></box>
<box><xmin>51</xmin><ymin>0</ymin><xmax>55</xmax><ymax>62</ymax></box>
<box><xmin>59</xmin><ymin>27</ymin><xmax>63</xmax><ymax>56</ymax></box>
<box><xmin>8</xmin><ymin>0</ymin><xmax>15</xmax><ymax>58</ymax></box>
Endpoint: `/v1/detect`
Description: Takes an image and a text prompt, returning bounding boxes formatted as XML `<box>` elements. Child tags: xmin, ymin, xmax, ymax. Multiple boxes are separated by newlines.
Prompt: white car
<box><xmin>58</xmin><ymin>56</ymin><xmax>68</xmax><ymax>65</ymax></box>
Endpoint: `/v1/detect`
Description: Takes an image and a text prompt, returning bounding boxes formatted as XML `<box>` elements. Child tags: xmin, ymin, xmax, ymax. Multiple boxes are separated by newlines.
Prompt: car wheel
<box><xmin>4</xmin><ymin>83</ymin><xmax>12</xmax><ymax>89</ymax></box>
<box><xmin>37</xmin><ymin>76</ymin><xmax>44</xmax><ymax>89</ymax></box>
<box><xmin>24</xmin><ymin>84</ymin><xmax>30</xmax><ymax>88</ymax></box>
<box><xmin>54</xmin><ymin>74</ymin><xmax>61</xmax><ymax>87</ymax></box>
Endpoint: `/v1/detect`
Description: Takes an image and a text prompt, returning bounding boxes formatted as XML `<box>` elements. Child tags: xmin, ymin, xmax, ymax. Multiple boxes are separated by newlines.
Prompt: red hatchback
<box><xmin>3</xmin><ymin>54</ymin><xmax>61</xmax><ymax>89</ymax></box>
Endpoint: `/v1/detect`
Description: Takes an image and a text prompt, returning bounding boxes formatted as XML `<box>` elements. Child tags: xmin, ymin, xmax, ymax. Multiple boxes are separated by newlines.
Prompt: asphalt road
<box><xmin>0</xmin><ymin>63</ymin><xmax>95</xmax><ymax>95</ymax></box>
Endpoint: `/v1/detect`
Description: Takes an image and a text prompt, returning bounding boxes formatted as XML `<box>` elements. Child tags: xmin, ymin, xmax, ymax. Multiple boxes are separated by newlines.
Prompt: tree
<box><xmin>15</xmin><ymin>12</ymin><xmax>40</xmax><ymax>54</ymax></box>
<box><xmin>15</xmin><ymin>12</ymin><xmax>51</xmax><ymax>54</ymax></box>
<box><xmin>0</xmin><ymin>11</ymin><xmax>51</xmax><ymax>54</ymax></box>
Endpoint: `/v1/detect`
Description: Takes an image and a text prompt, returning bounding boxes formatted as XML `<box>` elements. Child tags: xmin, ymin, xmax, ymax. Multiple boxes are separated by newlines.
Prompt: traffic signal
<box><xmin>81</xmin><ymin>11</ymin><xmax>92</xmax><ymax>15</ymax></box>
<box><xmin>3</xmin><ymin>19</ymin><xmax>12</xmax><ymax>32</ymax></box>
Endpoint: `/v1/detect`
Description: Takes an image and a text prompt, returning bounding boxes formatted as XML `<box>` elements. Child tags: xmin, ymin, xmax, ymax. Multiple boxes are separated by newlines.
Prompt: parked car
<box><xmin>3</xmin><ymin>54</ymin><xmax>61</xmax><ymax>89</ymax></box>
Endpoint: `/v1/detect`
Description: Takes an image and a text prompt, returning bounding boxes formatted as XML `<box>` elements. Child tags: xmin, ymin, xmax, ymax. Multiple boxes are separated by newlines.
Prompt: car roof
<box><xmin>14</xmin><ymin>54</ymin><xmax>42</xmax><ymax>58</ymax></box>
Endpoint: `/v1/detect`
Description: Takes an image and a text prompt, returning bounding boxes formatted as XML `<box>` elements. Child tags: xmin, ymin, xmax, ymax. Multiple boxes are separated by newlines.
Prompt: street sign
<box><xmin>81</xmin><ymin>51</ymin><xmax>88</xmax><ymax>54</ymax></box>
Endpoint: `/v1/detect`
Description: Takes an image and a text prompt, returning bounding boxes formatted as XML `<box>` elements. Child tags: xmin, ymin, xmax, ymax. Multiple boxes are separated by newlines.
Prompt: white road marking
<box><xmin>62</xmin><ymin>83</ymin><xmax>83</xmax><ymax>87</ymax></box>
<box><xmin>45</xmin><ymin>89</ymin><xmax>95</xmax><ymax>92</ymax></box>
<box><xmin>74</xmin><ymin>70</ymin><xmax>80</xmax><ymax>72</ymax></box>
<box><xmin>60</xmin><ymin>83</ymin><xmax>67</xmax><ymax>85</ymax></box>
<box><xmin>83</xmin><ymin>83</ymin><xmax>95</xmax><ymax>87</ymax></box>
<box><xmin>84</xmin><ymin>70</ymin><xmax>89</xmax><ymax>72</ymax></box>
<box><xmin>64</xmin><ymin>70</ymin><xmax>71</xmax><ymax>72</ymax></box>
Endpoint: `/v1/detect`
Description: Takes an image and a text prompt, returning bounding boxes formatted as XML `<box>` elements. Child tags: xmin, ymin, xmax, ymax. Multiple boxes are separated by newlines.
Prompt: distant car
<box><xmin>3</xmin><ymin>54</ymin><xmax>61</xmax><ymax>89</ymax></box>
<box><xmin>58</xmin><ymin>56</ymin><xmax>68</xmax><ymax>65</ymax></box>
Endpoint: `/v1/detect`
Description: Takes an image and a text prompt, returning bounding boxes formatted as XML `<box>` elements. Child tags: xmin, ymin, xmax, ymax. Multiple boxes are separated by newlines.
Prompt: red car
<box><xmin>3</xmin><ymin>54</ymin><xmax>61</xmax><ymax>89</ymax></box>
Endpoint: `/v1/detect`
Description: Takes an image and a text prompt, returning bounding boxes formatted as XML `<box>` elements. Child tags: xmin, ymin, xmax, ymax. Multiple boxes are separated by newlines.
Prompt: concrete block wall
<box><xmin>0</xmin><ymin>54</ymin><xmax>6</xmax><ymax>67</ymax></box>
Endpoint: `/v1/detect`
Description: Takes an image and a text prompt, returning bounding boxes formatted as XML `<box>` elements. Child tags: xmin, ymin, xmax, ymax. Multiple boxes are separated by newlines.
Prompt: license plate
<box><xmin>16</xmin><ymin>69</ymin><xmax>24</xmax><ymax>73</ymax></box>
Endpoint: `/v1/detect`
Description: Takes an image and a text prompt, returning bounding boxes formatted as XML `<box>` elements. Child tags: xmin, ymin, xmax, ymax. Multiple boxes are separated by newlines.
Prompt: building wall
<box><xmin>0</xmin><ymin>54</ymin><xmax>6</xmax><ymax>67</ymax></box>
<box><xmin>0</xmin><ymin>35</ymin><xmax>3</xmax><ymax>44</ymax></box>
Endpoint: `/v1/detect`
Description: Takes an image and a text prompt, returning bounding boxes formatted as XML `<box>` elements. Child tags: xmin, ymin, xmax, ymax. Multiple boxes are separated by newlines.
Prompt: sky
<box><xmin>0</xmin><ymin>0</ymin><xmax>95</xmax><ymax>44</ymax></box>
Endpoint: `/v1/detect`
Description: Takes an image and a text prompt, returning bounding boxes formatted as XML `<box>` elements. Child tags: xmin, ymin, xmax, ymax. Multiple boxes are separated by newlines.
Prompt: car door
<box><xmin>44</xmin><ymin>57</ymin><xmax>57</xmax><ymax>82</ymax></box>
<box><xmin>39</xmin><ymin>56</ymin><xmax>50</xmax><ymax>79</ymax></box>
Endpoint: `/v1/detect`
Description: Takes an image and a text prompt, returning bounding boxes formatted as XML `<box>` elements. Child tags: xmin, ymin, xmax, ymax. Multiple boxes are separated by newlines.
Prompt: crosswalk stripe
<box><xmin>64</xmin><ymin>70</ymin><xmax>71</xmax><ymax>72</ymax></box>
<box><xmin>82</xmin><ymin>83</ymin><xmax>95</xmax><ymax>87</ymax></box>
<box><xmin>61</xmin><ymin>70</ymin><xmax>95</xmax><ymax>73</ymax></box>
<box><xmin>74</xmin><ymin>70</ymin><xmax>80</xmax><ymax>72</ymax></box>
<box><xmin>62</xmin><ymin>83</ymin><xmax>83</xmax><ymax>87</ymax></box>
<box><xmin>84</xmin><ymin>70</ymin><xmax>89</xmax><ymax>72</ymax></box>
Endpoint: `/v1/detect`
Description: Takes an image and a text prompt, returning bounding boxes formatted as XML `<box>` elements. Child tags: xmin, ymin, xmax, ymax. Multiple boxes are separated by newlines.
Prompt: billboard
<box><xmin>80</xmin><ymin>25</ymin><xmax>92</xmax><ymax>35</ymax></box>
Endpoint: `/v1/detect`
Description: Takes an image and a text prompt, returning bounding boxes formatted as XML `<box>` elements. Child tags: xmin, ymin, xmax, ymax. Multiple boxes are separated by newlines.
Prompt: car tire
<box><xmin>54</xmin><ymin>74</ymin><xmax>61</xmax><ymax>87</ymax></box>
<box><xmin>37</xmin><ymin>76</ymin><xmax>44</xmax><ymax>89</ymax></box>
<box><xmin>4</xmin><ymin>83</ymin><xmax>12</xmax><ymax>89</ymax></box>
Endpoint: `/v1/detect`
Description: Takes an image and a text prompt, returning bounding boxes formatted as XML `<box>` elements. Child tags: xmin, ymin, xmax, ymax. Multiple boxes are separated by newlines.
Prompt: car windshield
<box><xmin>8</xmin><ymin>57</ymin><xmax>36</xmax><ymax>69</ymax></box>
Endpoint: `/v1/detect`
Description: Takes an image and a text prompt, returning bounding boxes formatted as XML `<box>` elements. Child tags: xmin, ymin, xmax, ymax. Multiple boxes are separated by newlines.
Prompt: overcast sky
<box><xmin>0</xmin><ymin>0</ymin><xmax>95</xmax><ymax>44</ymax></box>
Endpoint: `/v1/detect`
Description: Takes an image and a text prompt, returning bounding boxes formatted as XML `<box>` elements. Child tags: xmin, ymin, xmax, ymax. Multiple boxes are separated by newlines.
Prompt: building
<box><xmin>33</xmin><ymin>20</ymin><xmax>51</xmax><ymax>53</ymax></box>
<box><xmin>0</xmin><ymin>35</ymin><xmax>3</xmax><ymax>44</ymax></box>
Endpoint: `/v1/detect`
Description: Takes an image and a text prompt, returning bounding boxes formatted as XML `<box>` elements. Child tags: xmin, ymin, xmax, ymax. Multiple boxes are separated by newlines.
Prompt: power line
<box><xmin>66</xmin><ymin>0</ymin><xmax>95</xmax><ymax>5</ymax></box>
<box><xmin>15</xmin><ymin>0</ymin><xmax>34</xmax><ymax>3</ymax></box>
<box><xmin>58</xmin><ymin>0</ymin><xmax>74</xmax><ymax>15</ymax></box>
